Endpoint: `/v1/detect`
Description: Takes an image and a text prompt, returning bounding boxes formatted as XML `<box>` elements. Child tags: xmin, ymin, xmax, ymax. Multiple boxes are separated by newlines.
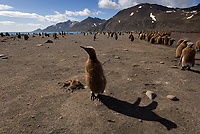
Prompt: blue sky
<box><xmin>0</xmin><ymin>0</ymin><xmax>199</xmax><ymax>32</ymax></box>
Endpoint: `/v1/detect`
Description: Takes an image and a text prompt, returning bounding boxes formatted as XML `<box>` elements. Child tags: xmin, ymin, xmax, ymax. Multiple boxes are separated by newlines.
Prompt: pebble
<box><xmin>160</xmin><ymin>61</ymin><xmax>165</xmax><ymax>64</ymax></box>
<box><xmin>2</xmin><ymin>56</ymin><xmax>8</xmax><ymax>59</ymax></box>
<box><xmin>146</xmin><ymin>90</ymin><xmax>157</xmax><ymax>100</ymax></box>
<box><xmin>114</xmin><ymin>56</ymin><xmax>120</xmax><ymax>59</ymax></box>
<box><xmin>171</xmin><ymin>66</ymin><xmax>178</xmax><ymax>69</ymax></box>
<box><xmin>124</xmin><ymin>49</ymin><xmax>129</xmax><ymax>51</ymax></box>
<box><xmin>167</xmin><ymin>95</ymin><xmax>179</xmax><ymax>101</ymax></box>
<box><xmin>0</xmin><ymin>54</ymin><xmax>5</xmax><ymax>57</ymax></box>
<box><xmin>37</xmin><ymin>44</ymin><xmax>43</xmax><ymax>47</ymax></box>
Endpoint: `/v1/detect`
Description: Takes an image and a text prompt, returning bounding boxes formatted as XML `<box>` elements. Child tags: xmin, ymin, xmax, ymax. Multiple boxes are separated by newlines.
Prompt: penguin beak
<box><xmin>80</xmin><ymin>46</ymin><xmax>86</xmax><ymax>49</ymax></box>
<box><xmin>80</xmin><ymin>46</ymin><xmax>88</xmax><ymax>53</ymax></box>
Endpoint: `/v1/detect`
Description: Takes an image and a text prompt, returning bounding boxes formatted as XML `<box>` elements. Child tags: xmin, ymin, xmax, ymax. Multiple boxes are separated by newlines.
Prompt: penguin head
<box><xmin>187</xmin><ymin>42</ymin><xmax>194</xmax><ymax>48</ymax></box>
<box><xmin>80</xmin><ymin>46</ymin><xmax>97</xmax><ymax>60</ymax></box>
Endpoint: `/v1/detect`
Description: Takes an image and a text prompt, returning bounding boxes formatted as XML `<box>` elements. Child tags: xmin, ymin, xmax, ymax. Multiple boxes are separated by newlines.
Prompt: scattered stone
<box><xmin>139</xmin><ymin>119</ymin><xmax>142</xmax><ymax>122</ymax></box>
<box><xmin>114</xmin><ymin>56</ymin><xmax>120</xmax><ymax>59</ymax></box>
<box><xmin>124</xmin><ymin>49</ymin><xmax>129</xmax><ymax>51</ymax></box>
<box><xmin>167</xmin><ymin>95</ymin><xmax>179</xmax><ymax>101</ymax></box>
<box><xmin>73</xmin><ymin>55</ymin><xmax>78</xmax><ymax>58</ymax></box>
<box><xmin>37</xmin><ymin>44</ymin><xmax>43</xmax><ymax>47</ymax></box>
<box><xmin>133</xmin><ymin>64</ymin><xmax>140</xmax><ymax>67</ymax></box>
<box><xmin>141</xmin><ymin>61</ymin><xmax>147</xmax><ymax>63</ymax></box>
<box><xmin>107</xmin><ymin>120</ymin><xmax>115</xmax><ymax>123</ymax></box>
<box><xmin>146</xmin><ymin>90</ymin><xmax>157</xmax><ymax>100</ymax></box>
<box><xmin>0</xmin><ymin>54</ymin><xmax>5</xmax><ymax>57</ymax></box>
<box><xmin>60</xmin><ymin>116</ymin><xmax>63</xmax><ymax>119</ymax></box>
<box><xmin>160</xmin><ymin>61</ymin><xmax>165</xmax><ymax>64</ymax></box>
<box><xmin>127</xmin><ymin>78</ymin><xmax>132</xmax><ymax>81</ymax></box>
<box><xmin>2</xmin><ymin>56</ymin><xmax>8</xmax><ymax>59</ymax></box>
<box><xmin>171</xmin><ymin>66</ymin><xmax>178</xmax><ymax>69</ymax></box>
<box><xmin>45</xmin><ymin>40</ymin><xmax>53</xmax><ymax>43</ymax></box>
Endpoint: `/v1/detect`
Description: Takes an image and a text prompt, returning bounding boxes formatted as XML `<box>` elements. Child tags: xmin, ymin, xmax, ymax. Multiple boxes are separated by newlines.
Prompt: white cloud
<box><xmin>98</xmin><ymin>0</ymin><xmax>120</xmax><ymax>9</ymax></box>
<box><xmin>65</xmin><ymin>8</ymin><xmax>102</xmax><ymax>16</ymax></box>
<box><xmin>0</xmin><ymin>21</ymin><xmax>15</xmax><ymax>25</ymax></box>
<box><xmin>27</xmin><ymin>23</ymin><xmax>42</xmax><ymax>27</ymax></box>
<box><xmin>0</xmin><ymin>10</ymin><xmax>78</xmax><ymax>23</ymax></box>
<box><xmin>0</xmin><ymin>11</ymin><xmax>44</xmax><ymax>19</ymax></box>
<box><xmin>98</xmin><ymin>0</ymin><xmax>199</xmax><ymax>9</ymax></box>
<box><xmin>0</xmin><ymin>4</ymin><xmax>13</xmax><ymax>10</ymax></box>
<box><xmin>0</xmin><ymin>8</ymin><xmax>102</xmax><ymax>24</ymax></box>
<box><xmin>44</xmin><ymin>11</ymin><xmax>78</xmax><ymax>23</ymax></box>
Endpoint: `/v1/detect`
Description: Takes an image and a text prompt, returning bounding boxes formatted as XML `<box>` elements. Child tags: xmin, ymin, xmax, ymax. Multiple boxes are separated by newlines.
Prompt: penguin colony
<box><xmin>1</xmin><ymin>31</ymin><xmax>199</xmax><ymax>100</ymax></box>
<box><xmin>138</xmin><ymin>31</ymin><xmax>175</xmax><ymax>46</ymax></box>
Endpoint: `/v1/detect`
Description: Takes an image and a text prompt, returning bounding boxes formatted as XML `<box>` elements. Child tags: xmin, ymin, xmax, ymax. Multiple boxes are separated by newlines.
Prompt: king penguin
<box><xmin>80</xmin><ymin>46</ymin><xmax>106</xmax><ymax>101</ymax></box>
<box><xmin>179</xmin><ymin>42</ymin><xmax>196</xmax><ymax>70</ymax></box>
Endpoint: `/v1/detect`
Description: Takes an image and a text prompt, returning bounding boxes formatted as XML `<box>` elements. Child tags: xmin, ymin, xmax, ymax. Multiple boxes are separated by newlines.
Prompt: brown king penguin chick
<box><xmin>196</xmin><ymin>38</ymin><xmax>200</xmax><ymax>52</ymax></box>
<box><xmin>80</xmin><ymin>46</ymin><xmax>106</xmax><ymax>101</ymax></box>
<box><xmin>179</xmin><ymin>42</ymin><xmax>196</xmax><ymax>70</ymax></box>
<box><xmin>176</xmin><ymin>40</ymin><xmax>188</xmax><ymax>58</ymax></box>
<box><xmin>177</xmin><ymin>39</ymin><xmax>184</xmax><ymax>46</ymax></box>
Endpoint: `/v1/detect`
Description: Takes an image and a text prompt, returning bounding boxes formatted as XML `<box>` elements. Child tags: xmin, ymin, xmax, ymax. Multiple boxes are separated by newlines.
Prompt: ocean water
<box><xmin>1</xmin><ymin>31</ymin><xmax>82</xmax><ymax>35</ymax></box>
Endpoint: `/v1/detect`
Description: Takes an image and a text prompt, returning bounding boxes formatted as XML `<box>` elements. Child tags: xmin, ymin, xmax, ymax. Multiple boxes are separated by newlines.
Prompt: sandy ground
<box><xmin>0</xmin><ymin>33</ymin><xmax>200</xmax><ymax>134</ymax></box>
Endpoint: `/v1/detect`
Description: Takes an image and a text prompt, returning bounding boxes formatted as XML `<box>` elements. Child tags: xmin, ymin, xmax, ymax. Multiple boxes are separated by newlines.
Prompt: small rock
<box><xmin>124</xmin><ymin>49</ymin><xmax>129</xmax><ymax>51</ymax></box>
<box><xmin>0</xmin><ymin>54</ymin><xmax>5</xmax><ymax>57</ymax></box>
<box><xmin>2</xmin><ymin>56</ymin><xmax>8</xmax><ymax>59</ymax></box>
<box><xmin>146</xmin><ymin>90</ymin><xmax>157</xmax><ymax>100</ymax></box>
<box><xmin>160</xmin><ymin>61</ymin><xmax>165</xmax><ymax>64</ymax></box>
<box><xmin>139</xmin><ymin>119</ymin><xmax>142</xmax><ymax>122</ymax></box>
<box><xmin>141</xmin><ymin>61</ymin><xmax>147</xmax><ymax>63</ymax></box>
<box><xmin>45</xmin><ymin>40</ymin><xmax>53</xmax><ymax>43</ymax></box>
<box><xmin>114</xmin><ymin>56</ymin><xmax>120</xmax><ymax>59</ymax></box>
<box><xmin>60</xmin><ymin>116</ymin><xmax>63</xmax><ymax>119</ymax></box>
<box><xmin>37</xmin><ymin>44</ymin><xmax>43</xmax><ymax>47</ymax></box>
<box><xmin>171</xmin><ymin>66</ymin><xmax>178</xmax><ymax>69</ymax></box>
<box><xmin>167</xmin><ymin>95</ymin><xmax>179</xmax><ymax>101</ymax></box>
<box><xmin>133</xmin><ymin>64</ymin><xmax>140</xmax><ymax>67</ymax></box>
<box><xmin>127</xmin><ymin>78</ymin><xmax>132</xmax><ymax>81</ymax></box>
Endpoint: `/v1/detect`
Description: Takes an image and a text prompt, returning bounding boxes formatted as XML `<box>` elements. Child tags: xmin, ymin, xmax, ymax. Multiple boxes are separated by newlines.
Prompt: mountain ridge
<box><xmin>91</xmin><ymin>3</ymin><xmax>200</xmax><ymax>32</ymax></box>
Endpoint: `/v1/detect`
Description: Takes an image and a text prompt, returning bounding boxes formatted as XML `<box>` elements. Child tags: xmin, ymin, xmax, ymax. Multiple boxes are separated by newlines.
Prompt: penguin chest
<box><xmin>85</xmin><ymin>64</ymin><xmax>106</xmax><ymax>93</ymax></box>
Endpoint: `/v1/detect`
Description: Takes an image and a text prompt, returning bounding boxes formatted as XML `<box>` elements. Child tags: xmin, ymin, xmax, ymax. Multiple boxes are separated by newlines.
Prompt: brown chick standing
<box><xmin>80</xmin><ymin>46</ymin><xmax>106</xmax><ymax>101</ymax></box>
<box><xmin>179</xmin><ymin>42</ymin><xmax>196</xmax><ymax>70</ymax></box>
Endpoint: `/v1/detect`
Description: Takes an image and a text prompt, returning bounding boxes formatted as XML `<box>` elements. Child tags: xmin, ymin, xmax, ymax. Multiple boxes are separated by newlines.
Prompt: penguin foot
<box><xmin>96</xmin><ymin>94</ymin><xmax>102</xmax><ymax>101</ymax></box>
<box><xmin>91</xmin><ymin>93</ymin><xmax>96</xmax><ymax>101</ymax></box>
<box><xmin>187</xmin><ymin>67</ymin><xmax>191</xmax><ymax>71</ymax></box>
<box><xmin>181</xmin><ymin>67</ymin><xmax>186</xmax><ymax>70</ymax></box>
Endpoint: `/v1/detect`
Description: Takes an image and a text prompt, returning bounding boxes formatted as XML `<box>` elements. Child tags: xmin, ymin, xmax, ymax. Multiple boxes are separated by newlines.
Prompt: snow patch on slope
<box><xmin>150</xmin><ymin>13</ymin><xmax>156</xmax><ymax>23</ymax></box>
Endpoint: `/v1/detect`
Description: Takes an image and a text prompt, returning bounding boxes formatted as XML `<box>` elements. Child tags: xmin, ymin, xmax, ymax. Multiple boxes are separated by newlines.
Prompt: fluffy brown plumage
<box><xmin>80</xmin><ymin>46</ymin><xmax>106</xmax><ymax>101</ymax></box>
<box><xmin>176</xmin><ymin>40</ymin><xmax>188</xmax><ymax>58</ymax></box>
<box><xmin>179</xmin><ymin>42</ymin><xmax>196</xmax><ymax>70</ymax></box>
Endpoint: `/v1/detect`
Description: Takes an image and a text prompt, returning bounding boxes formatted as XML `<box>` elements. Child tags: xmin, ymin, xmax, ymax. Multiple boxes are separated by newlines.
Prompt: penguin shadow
<box><xmin>99</xmin><ymin>95</ymin><xmax>177</xmax><ymax>130</ymax></box>
<box><xmin>189</xmin><ymin>69</ymin><xmax>200</xmax><ymax>74</ymax></box>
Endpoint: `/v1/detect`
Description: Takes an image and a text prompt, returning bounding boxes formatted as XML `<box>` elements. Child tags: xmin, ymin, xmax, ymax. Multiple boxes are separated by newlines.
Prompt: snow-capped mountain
<box><xmin>92</xmin><ymin>3</ymin><xmax>200</xmax><ymax>31</ymax></box>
